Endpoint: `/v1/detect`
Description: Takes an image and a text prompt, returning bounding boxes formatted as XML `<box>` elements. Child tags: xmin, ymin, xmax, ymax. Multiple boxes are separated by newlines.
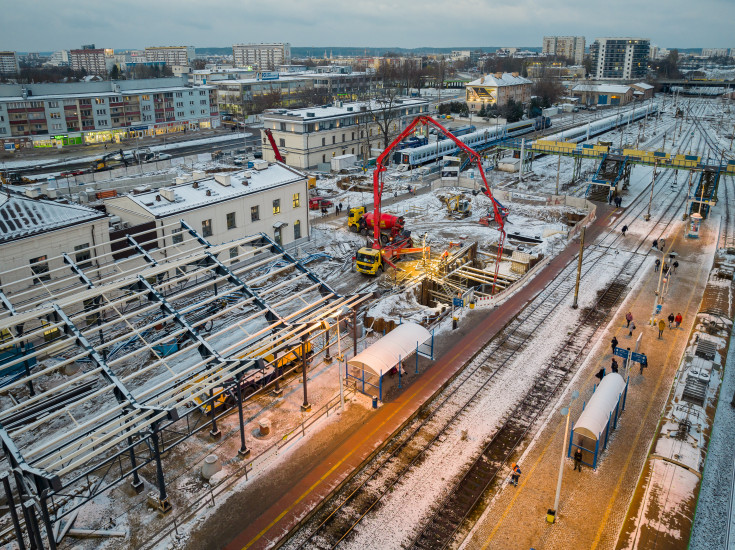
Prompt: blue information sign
<box><xmin>614</xmin><ymin>347</ymin><xmax>630</xmax><ymax>359</ymax></box>
<box><xmin>631</xmin><ymin>352</ymin><xmax>647</xmax><ymax>363</ymax></box>
<box><xmin>453</xmin><ymin>298</ymin><xmax>464</xmax><ymax>308</ymax></box>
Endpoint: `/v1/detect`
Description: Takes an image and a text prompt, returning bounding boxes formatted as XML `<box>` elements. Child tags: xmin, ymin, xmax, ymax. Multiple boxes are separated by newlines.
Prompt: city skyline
<box><xmin>1</xmin><ymin>0</ymin><xmax>733</xmax><ymax>52</ymax></box>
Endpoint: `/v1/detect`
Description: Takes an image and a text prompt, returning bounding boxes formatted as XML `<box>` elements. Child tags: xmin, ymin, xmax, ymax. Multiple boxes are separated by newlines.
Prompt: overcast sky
<box><xmin>2</xmin><ymin>0</ymin><xmax>733</xmax><ymax>52</ymax></box>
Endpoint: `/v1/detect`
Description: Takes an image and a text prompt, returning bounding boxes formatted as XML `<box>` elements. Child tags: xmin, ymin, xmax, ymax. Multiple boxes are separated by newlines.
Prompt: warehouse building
<box><xmin>465</xmin><ymin>72</ymin><xmax>532</xmax><ymax>112</ymax></box>
<box><xmin>105</xmin><ymin>163</ymin><xmax>309</xmax><ymax>250</ymax></box>
<box><xmin>571</xmin><ymin>83</ymin><xmax>634</xmax><ymax>106</ymax></box>
<box><xmin>0</xmin><ymin>77</ymin><xmax>218</xmax><ymax>150</ymax></box>
<box><xmin>260</xmin><ymin>98</ymin><xmax>429</xmax><ymax>169</ymax></box>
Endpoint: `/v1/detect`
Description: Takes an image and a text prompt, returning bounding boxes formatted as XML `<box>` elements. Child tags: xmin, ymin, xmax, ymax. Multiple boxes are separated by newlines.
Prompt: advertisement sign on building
<box><xmin>257</xmin><ymin>71</ymin><xmax>280</xmax><ymax>81</ymax></box>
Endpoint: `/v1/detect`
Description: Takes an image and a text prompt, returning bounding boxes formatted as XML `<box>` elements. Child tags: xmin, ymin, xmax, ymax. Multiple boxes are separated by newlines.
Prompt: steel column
<box><xmin>1</xmin><ymin>472</ymin><xmax>26</xmax><ymax>550</ymax></box>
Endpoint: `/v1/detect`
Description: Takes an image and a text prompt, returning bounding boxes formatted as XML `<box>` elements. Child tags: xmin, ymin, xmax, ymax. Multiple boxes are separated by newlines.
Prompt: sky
<box><xmin>1</xmin><ymin>0</ymin><xmax>733</xmax><ymax>52</ymax></box>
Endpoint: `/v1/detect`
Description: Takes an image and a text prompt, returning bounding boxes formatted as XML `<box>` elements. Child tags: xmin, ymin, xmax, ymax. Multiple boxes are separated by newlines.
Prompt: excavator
<box><xmin>440</xmin><ymin>194</ymin><xmax>472</xmax><ymax>219</ymax></box>
<box><xmin>355</xmin><ymin>115</ymin><xmax>507</xmax><ymax>293</ymax></box>
<box><xmin>263</xmin><ymin>128</ymin><xmax>285</xmax><ymax>163</ymax></box>
<box><xmin>91</xmin><ymin>149</ymin><xmax>129</xmax><ymax>172</ymax></box>
<box><xmin>0</xmin><ymin>171</ymin><xmax>33</xmax><ymax>186</ymax></box>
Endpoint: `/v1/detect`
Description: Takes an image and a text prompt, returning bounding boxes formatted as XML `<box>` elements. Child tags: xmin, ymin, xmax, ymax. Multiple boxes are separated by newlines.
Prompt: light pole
<box><xmin>644</xmin><ymin>162</ymin><xmax>658</xmax><ymax>221</ymax></box>
<box><xmin>549</xmin><ymin>389</ymin><xmax>579</xmax><ymax>524</ymax></box>
<box><xmin>325</xmin><ymin>308</ymin><xmax>348</xmax><ymax>412</ymax></box>
<box><xmin>649</xmin><ymin>246</ymin><xmax>667</xmax><ymax>325</ymax></box>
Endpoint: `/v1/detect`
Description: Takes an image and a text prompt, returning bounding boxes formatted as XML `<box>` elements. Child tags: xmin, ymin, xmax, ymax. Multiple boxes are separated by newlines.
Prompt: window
<box><xmin>48</xmin><ymin>101</ymin><xmax>59</xmax><ymax>108</ymax></box>
<box><xmin>96</xmin><ymin>109</ymin><xmax>107</xmax><ymax>115</ymax></box>
<box><xmin>294</xmin><ymin>220</ymin><xmax>301</xmax><ymax>240</ymax></box>
<box><xmin>175</xmin><ymin>92</ymin><xmax>183</xmax><ymax>98</ymax></box>
<box><xmin>332</xmin><ymin>136</ymin><xmax>336</xmax><ymax>144</ymax></box>
<box><xmin>226</xmin><ymin>212</ymin><xmax>236</xmax><ymax>230</ymax></box>
<box><xmin>30</xmin><ymin>256</ymin><xmax>50</xmax><ymax>283</ymax></box>
<box><xmin>293</xmin><ymin>193</ymin><xmax>300</xmax><ymax>208</ymax></box>
<box><xmin>342</xmin><ymin>134</ymin><xmax>345</xmax><ymax>142</ymax></box>
<box><xmin>279</xmin><ymin>138</ymin><xmax>285</xmax><ymax>147</ymax></box>
<box><xmin>176</xmin><ymin>102</ymin><xmax>184</xmax><ymax>107</ymax></box>
<box><xmin>172</xmin><ymin>228</ymin><xmax>183</xmax><ymax>244</ymax></box>
<box><xmin>229</xmin><ymin>247</ymin><xmax>239</xmax><ymax>259</ymax></box>
<box><xmin>74</xmin><ymin>243</ymin><xmax>92</xmax><ymax>268</ymax></box>
<box><xmin>202</xmin><ymin>219</ymin><xmax>213</xmax><ymax>237</ymax></box>
<box><xmin>352</xmin><ymin>132</ymin><xmax>355</xmax><ymax>140</ymax></box>
<box><xmin>321</xmin><ymin>137</ymin><xmax>325</xmax><ymax>146</ymax></box>
<box><xmin>251</xmin><ymin>205</ymin><xmax>260</xmax><ymax>221</ymax></box>
<box><xmin>272</xmin><ymin>199</ymin><xmax>281</xmax><ymax>214</ymax></box>
<box><xmin>49</xmin><ymin>112</ymin><xmax>61</xmax><ymax>119</ymax></box>
<box><xmin>274</xmin><ymin>226</ymin><xmax>282</xmax><ymax>245</ymax></box>
<box><xmin>279</xmin><ymin>122</ymin><xmax>286</xmax><ymax>131</ymax></box>
<box><xmin>94</xmin><ymin>98</ymin><xmax>105</xmax><ymax>104</ymax></box>
<box><xmin>322</xmin><ymin>154</ymin><xmax>326</xmax><ymax>163</ymax></box>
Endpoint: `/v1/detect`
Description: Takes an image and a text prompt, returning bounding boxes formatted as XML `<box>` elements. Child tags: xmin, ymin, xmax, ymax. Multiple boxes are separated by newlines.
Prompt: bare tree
<box><xmin>370</xmin><ymin>89</ymin><xmax>404</xmax><ymax>150</ymax></box>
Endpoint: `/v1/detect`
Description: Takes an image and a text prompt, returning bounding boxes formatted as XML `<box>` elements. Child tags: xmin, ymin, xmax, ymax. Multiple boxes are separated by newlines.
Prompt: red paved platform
<box><xmin>225</xmin><ymin>205</ymin><xmax>615</xmax><ymax>550</ymax></box>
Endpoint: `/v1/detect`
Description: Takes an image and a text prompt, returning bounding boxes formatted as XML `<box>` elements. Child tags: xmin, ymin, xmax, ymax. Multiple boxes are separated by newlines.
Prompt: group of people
<box><xmin>658</xmin><ymin>313</ymin><xmax>683</xmax><ymax>338</ymax></box>
<box><xmin>321</xmin><ymin>202</ymin><xmax>345</xmax><ymax>217</ymax></box>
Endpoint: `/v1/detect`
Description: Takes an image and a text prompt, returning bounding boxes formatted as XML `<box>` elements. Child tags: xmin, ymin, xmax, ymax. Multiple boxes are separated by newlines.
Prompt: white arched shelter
<box><xmin>348</xmin><ymin>322</ymin><xmax>432</xmax><ymax>379</ymax></box>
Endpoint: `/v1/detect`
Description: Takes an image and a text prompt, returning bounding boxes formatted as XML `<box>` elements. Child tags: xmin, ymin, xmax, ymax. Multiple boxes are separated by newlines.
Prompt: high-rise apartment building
<box><xmin>701</xmin><ymin>48</ymin><xmax>729</xmax><ymax>58</ymax></box>
<box><xmin>70</xmin><ymin>47</ymin><xmax>114</xmax><ymax>75</ymax></box>
<box><xmin>0</xmin><ymin>52</ymin><xmax>20</xmax><ymax>75</ymax></box>
<box><xmin>145</xmin><ymin>46</ymin><xmax>196</xmax><ymax>66</ymax></box>
<box><xmin>542</xmin><ymin>36</ymin><xmax>585</xmax><ymax>64</ymax></box>
<box><xmin>232</xmin><ymin>43</ymin><xmax>291</xmax><ymax>70</ymax></box>
<box><xmin>589</xmin><ymin>38</ymin><xmax>650</xmax><ymax>80</ymax></box>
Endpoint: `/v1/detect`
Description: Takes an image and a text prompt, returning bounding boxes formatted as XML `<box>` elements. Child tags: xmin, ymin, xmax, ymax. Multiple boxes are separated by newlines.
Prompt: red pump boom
<box><xmin>372</xmin><ymin>115</ymin><xmax>507</xmax><ymax>292</ymax></box>
<box><xmin>264</xmin><ymin>128</ymin><xmax>285</xmax><ymax>163</ymax></box>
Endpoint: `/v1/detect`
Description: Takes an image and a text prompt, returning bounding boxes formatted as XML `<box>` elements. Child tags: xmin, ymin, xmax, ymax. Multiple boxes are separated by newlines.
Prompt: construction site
<box><xmin>1</xmin><ymin>93</ymin><xmax>735</xmax><ymax>550</ymax></box>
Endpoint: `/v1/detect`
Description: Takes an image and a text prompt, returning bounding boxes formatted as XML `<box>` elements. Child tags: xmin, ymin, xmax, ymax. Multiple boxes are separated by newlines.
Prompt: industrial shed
<box><xmin>569</xmin><ymin>372</ymin><xmax>629</xmax><ymax>469</ymax></box>
<box><xmin>347</xmin><ymin>322</ymin><xmax>434</xmax><ymax>400</ymax></box>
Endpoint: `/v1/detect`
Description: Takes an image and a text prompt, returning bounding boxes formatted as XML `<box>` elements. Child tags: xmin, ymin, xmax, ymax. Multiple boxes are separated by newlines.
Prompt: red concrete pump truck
<box><xmin>354</xmin><ymin>115</ymin><xmax>507</xmax><ymax>292</ymax></box>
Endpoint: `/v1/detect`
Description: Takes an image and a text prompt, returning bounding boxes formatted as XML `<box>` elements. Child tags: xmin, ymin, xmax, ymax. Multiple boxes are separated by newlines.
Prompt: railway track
<box><xmin>284</xmin><ymin>125</ymin><xmax>695</xmax><ymax>550</ymax></box>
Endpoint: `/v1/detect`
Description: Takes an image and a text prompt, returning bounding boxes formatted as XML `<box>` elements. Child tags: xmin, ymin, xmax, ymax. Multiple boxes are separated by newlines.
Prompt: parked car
<box><xmin>309</xmin><ymin>197</ymin><xmax>334</xmax><ymax>210</ymax></box>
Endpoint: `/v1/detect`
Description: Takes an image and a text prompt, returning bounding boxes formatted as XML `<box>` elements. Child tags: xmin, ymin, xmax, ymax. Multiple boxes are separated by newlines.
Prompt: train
<box><xmin>541</xmin><ymin>104</ymin><xmax>658</xmax><ymax>144</ymax></box>
<box><xmin>398</xmin><ymin>117</ymin><xmax>550</xmax><ymax>167</ymax></box>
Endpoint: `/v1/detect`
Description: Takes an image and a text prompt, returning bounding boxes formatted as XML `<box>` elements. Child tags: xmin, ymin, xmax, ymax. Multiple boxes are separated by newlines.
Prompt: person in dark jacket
<box><xmin>668</xmin><ymin>313</ymin><xmax>675</xmax><ymax>328</ymax></box>
<box><xmin>511</xmin><ymin>463</ymin><xmax>522</xmax><ymax>486</ymax></box>
<box><xmin>611</xmin><ymin>358</ymin><xmax>619</xmax><ymax>374</ymax></box>
<box><xmin>673</xmin><ymin>260</ymin><xmax>679</xmax><ymax>274</ymax></box>
<box><xmin>652</xmin><ymin>239</ymin><xmax>659</xmax><ymax>250</ymax></box>
<box><xmin>574</xmin><ymin>448</ymin><xmax>583</xmax><ymax>472</ymax></box>
<box><xmin>654</xmin><ymin>258</ymin><xmax>661</xmax><ymax>272</ymax></box>
<box><xmin>611</xmin><ymin>336</ymin><xmax>618</xmax><ymax>354</ymax></box>
<box><xmin>621</xmin><ymin>225</ymin><xmax>628</xmax><ymax>236</ymax></box>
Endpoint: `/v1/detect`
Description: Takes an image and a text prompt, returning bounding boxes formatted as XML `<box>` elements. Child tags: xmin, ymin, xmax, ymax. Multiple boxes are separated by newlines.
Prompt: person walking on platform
<box><xmin>658</xmin><ymin>318</ymin><xmax>666</xmax><ymax>338</ymax></box>
<box><xmin>574</xmin><ymin>448</ymin><xmax>583</xmax><ymax>472</ymax></box>
<box><xmin>611</xmin><ymin>336</ymin><xmax>618</xmax><ymax>354</ymax></box>
<box><xmin>625</xmin><ymin>311</ymin><xmax>633</xmax><ymax>328</ymax></box>
<box><xmin>510</xmin><ymin>463</ymin><xmax>522</xmax><ymax>486</ymax></box>
<box><xmin>611</xmin><ymin>358</ymin><xmax>619</xmax><ymax>374</ymax></box>
<box><xmin>673</xmin><ymin>260</ymin><xmax>679</xmax><ymax>274</ymax></box>
<box><xmin>653</xmin><ymin>239</ymin><xmax>659</xmax><ymax>250</ymax></box>
<box><xmin>675</xmin><ymin>313</ymin><xmax>683</xmax><ymax>328</ymax></box>
<box><xmin>668</xmin><ymin>312</ymin><xmax>675</xmax><ymax>328</ymax></box>
<box><xmin>629</xmin><ymin>321</ymin><xmax>636</xmax><ymax>338</ymax></box>
<box><xmin>615</xmin><ymin>196</ymin><xmax>622</xmax><ymax>208</ymax></box>
<box><xmin>622</xmin><ymin>225</ymin><xmax>629</xmax><ymax>236</ymax></box>
<box><xmin>655</xmin><ymin>258</ymin><xmax>661</xmax><ymax>272</ymax></box>
<box><xmin>639</xmin><ymin>354</ymin><xmax>648</xmax><ymax>375</ymax></box>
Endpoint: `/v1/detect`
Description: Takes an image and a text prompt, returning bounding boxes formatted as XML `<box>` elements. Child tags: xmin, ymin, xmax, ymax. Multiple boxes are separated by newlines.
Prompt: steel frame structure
<box><xmin>0</xmin><ymin>221</ymin><xmax>366</xmax><ymax>548</ymax></box>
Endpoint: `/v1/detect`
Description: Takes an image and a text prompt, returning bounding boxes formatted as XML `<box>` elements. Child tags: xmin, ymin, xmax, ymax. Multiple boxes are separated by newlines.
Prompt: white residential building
<box><xmin>105</xmin><ymin>163</ymin><xmax>309</xmax><ymax>250</ymax></box>
<box><xmin>0</xmin><ymin>52</ymin><xmax>20</xmax><ymax>75</ymax></box>
<box><xmin>145</xmin><ymin>46</ymin><xmax>196</xmax><ymax>66</ymax></box>
<box><xmin>44</xmin><ymin>50</ymin><xmax>70</xmax><ymax>67</ymax></box>
<box><xmin>542</xmin><ymin>36</ymin><xmax>586</xmax><ymax>64</ymax></box>
<box><xmin>260</xmin><ymin>98</ymin><xmax>430</xmax><ymax>169</ymax></box>
<box><xmin>233</xmin><ymin>43</ymin><xmax>291</xmax><ymax>70</ymax></box>
<box><xmin>701</xmin><ymin>48</ymin><xmax>729</xmax><ymax>58</ymax></box>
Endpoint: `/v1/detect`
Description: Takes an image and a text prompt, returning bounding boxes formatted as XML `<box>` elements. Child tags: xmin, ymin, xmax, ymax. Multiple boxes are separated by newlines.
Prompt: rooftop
<box><xmin>120</xmin><ymin>162</ymin><xmax>305</xmax><ymax>217</ymax></box>
<box><xmin>262</xmin><ymin>97</ymin><xmax>429</xmax><ymax>121</ymax></box>
<box><xmin>572</xmin><ymin>83</ymin><xmax>633</xmax><ymax>94</ymax></box>
<box><xmin>467</xmin><ymin>73</ymin><xmax>532</xmax><ymax>87</ymax></box>
<box><xmin>0</xmin><ymin>192</ymin><xmax>107</xmax><ymax>244</ymax></box>
<box><xmin>632</xmin><ymin>82</ymin><xmax>655</xmax><ymax>89</ymax></box>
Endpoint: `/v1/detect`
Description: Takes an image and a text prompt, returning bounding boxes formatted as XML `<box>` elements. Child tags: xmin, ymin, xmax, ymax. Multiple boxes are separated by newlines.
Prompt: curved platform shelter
<box><xmin>346</xmin><ymin>322</ymin><xmax>434</xmax><ymax>400</ymax></box>
<box><xmin>569</xmin><ymin>372</ymin><xmax>629</xmax><ymax>469</ymax></box>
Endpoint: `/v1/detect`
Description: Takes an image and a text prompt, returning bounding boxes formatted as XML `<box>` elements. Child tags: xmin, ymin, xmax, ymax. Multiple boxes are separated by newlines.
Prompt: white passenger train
<box><xmin>541</xmin><ymin>104</ymin><xmax>658</xmax><ymax>144</ymax></box>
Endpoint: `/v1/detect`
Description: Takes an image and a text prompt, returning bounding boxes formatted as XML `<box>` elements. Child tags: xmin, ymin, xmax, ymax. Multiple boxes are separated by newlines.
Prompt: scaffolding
<box><xmin>0</xmin><ymin>221</ymin><xmax>368</xmax><ymax>548</ymax></box>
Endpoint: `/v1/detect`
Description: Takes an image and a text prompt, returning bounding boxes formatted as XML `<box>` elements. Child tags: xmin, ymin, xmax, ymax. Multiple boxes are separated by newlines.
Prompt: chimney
<box><xmin>159</xmin><ymin>188</ymin><xmax>175</xmax><ymax>202</ymax></box>
<box><xmin>494</xmin><ymin>72</ymin><xmax>503</xmax><ymax>79</ymax></box>
<box><xmin>206</xmin><ymin>189</ymin><xmax>212</xmax><ymax>196</ymax></box>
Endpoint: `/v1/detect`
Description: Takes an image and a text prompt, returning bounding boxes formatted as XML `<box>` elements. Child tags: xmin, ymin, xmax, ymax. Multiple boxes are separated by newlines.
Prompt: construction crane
<box><xmin>264</xmin><ymin>128</ymin><xmax>285</xmax><ymax>163</ymax></box>
<box><xmin>355</xmin><ymin>115</ymin><xmax>507</xmax><ymax>292</ymax></box>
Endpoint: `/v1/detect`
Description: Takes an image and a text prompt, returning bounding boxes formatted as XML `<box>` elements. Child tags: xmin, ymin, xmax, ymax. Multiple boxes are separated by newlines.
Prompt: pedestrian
<box><xmin>595</xmin><ymin>367</ymin><xmax>606</xmax><ymax>380</ymax></box>
<box><xmin>673</xmin><ymin>260</ymin><xmax>679</xmax><ymax>274</ymax></box>
<box><xmin>616</xmin><ymin>196</ymin><xmax>622</xmax><ymax>208</ymax></box>
<box><xmin>608</xmin><ymin>190</ymin><xmax>613</xmax><ymax>204</ymax></box>
<box><xmin>652</xmin><ymin>239</ymin><xmax>659</xmax><ymax>250</ymax></box>
<box><xmin>663</xmin><ymin>264</ymin><xmax>670</xmax><ymax>277</ymax></box>
<box><xmin>654</xmin><ymin>258</ymin><xmax>661</xmax><ymax>272</ymax></box>
<box><xmin>339</xmin><ymin>202</ymin><xmax>343</xmax><ymax>213</ymax></box>
<box><xmin>573</xmin><ymin>447</ymin><xmax>583</xmax><ymax>472</ymax></box>
<box><xmin>611</xmin><ymin>336</ymin><xmax>618</xmax><ymax>354</ymax></box>
<box><xmin>622</xmin><ymin>225</ymin><xmax>628</xmax><ymax>236</ymax></box>
<box><xmin>625</xmin><ymin>311</ymin><xmax>633</xmax><ymax>328</ymax></box>
<box><xmin>335</xmin><ymin>204</ymin><xmax>339</xmax><ymax>215</ymax></box>
<box><xmin>629</xmin><ymin>321</ymin><xmax>636</xmax><ymax>338</ymax></box>
<box><xmin>659</xmin><ymin>238</ymin><xmax>666</xmax><ymax>250</ymax></box>
<box><xmin>510</xmin><ymin>463</ymin><xmax>522</xmax><ymax>486</ymax></box>
<box><xmin>668</xmin><ymin>312</ymin><xmax>675</xmax><ymax>328</ymax></box>
<box><xmin>611</xmin><ymin>358</ymin><xmax>619</xmax><ymax>374</ymax></box>
<box><xmin>639</xmin><ymin>354</ymin><xmax>648</xmax><ymax>375</ymax></box>
<box><xmin>675</xmin><ymin>313</ymin><xmax>682</xmax><ymax>328</ymax></box>
<box><xmin>658</xmin><ymin>318</ymin><xmax>666</xmax><ymax>338</ymax></box>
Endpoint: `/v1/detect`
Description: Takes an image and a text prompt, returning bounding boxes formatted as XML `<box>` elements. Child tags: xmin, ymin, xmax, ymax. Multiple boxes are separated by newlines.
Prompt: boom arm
<box><xmin>372</xmin><ymin>115</ymin><xmax>507</xmax><ymax>292</ymax></box>
<box><xmin>264</xmin><ymin>128</ymin><xmax>285</xmax><ymax>163</ymax></box>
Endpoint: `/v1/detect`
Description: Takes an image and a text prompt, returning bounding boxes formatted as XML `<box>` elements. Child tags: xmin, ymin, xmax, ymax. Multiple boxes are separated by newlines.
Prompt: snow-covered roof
<box><xmin>632</xmin><ymin>82</ymin><xmax>654</xmax><ymax>90</ymax></box>
<box><xmin>573</xmin><ymin>373</ymin><xmax>626</xmax><ymax>440</ymax></box>
<box><xmin>0</xmin><ymin>192</ymin><xmax>106</xmax><ymax>244</ymax></box>
<box><xmin>0</xmin><ymin>85</ymin><xmax>215</xmax><ymax>102</ymax></box>
<box><xmin>348</xmin><ymin>322</ymin><xmax>431</xmax><ymax>378</ymax></box>
<box><xmin>263</xmin><ymin>97</ymin><xmax>428</xmax><ymax>122</ymax></box>
<box><xmin>572</xmin><ymin>84</ymin><xmax>632</xmax><ymax>94</ymax></box>
<box><xmin>119</xmin><ymin>163</ymin><xmax>305</xmax><ymax>217</ymax></box>
<box><xmin>467</xmin><ymin>73</ymin><xmax>532</xmax><ymax>87</ymax></box>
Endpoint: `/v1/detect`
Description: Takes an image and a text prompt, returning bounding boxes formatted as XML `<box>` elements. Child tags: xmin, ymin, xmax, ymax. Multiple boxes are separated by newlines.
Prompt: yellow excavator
<box><xmin>440</xmin><ymin>194</ymin><xmax>472</xmax><ymax>219</ymax></box>
<box><xmin>1</xmin><ymin>171</ymin><xmax>33</xmax><ymax>186</ymax></box>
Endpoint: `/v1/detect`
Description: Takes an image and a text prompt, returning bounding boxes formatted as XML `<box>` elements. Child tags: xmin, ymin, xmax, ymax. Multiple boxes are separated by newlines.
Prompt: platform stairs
<box><xmin>585</xmin><ymin>154</ymin><xmax>630</xmax><ymax>201</ymax></box>
<box><xmin>689</xmin><ymin>165</ymin><xmax>721</xmax><ymax>219</ymax></box>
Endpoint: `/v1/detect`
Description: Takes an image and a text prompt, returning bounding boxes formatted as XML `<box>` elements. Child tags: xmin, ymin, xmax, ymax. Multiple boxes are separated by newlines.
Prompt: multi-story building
<box><xmin>105</xmin><ymin>164</ymin><xmax>309</xmax><ymax>249</ymax></box>
<box><xmin>260</xmin><ymin>98</ymin><xmax>430</xmax><ymax>169</ymax></box>
<box><xmin>527</xmin><ymin>63</ymin><xmax>585</xmax><ymax>80</ymax></box>
<box><xmin>0</xmin><ymin>52</ymin><xmax>20</xmax><ymax>75</ymax></box>
<box><xmin>0</xmin><ymin>77</ymin><xmax>219</xmax><ymax>150</ymax></box>
<box><xmin>145</xmin><ymin>46</ymin><xmax>196</xmax><ymax>66</ymax></box>
<box><xmin>233</xmin><ymin>43</ymin><xmax>291</xmax><ymax>70</ymax></box>
<box><xmin>589</xmin><ymin>38</ymin><xmax>650</xmax><ymax>80</ymax></box>
<box><xmin>701</xmin><ymin>48</ymin><xmax>729</xmax><ymax>58</ymax></box>
<box><xmin>70</xmin><ymin>47</ymin><xmax>114</xmax><ymax>75</ymax></box>
<box><xmin>542</xmin><ymin>36</ymin><xmax>586</xmax><ymax>65</ymax></box>
<box><xmin>44</xmin><ymin>51</ymin><xmax>70</xmax><ymax>67</ymax></box>
<box><xmin>571</xmin><ymin>84</ymin><xmax>634</xmax><ymax>106</ymax></box>
<box><xmin>465</xmin><ymin>72</ymin><xmax>532</xmax><ymax>112</ymax></box>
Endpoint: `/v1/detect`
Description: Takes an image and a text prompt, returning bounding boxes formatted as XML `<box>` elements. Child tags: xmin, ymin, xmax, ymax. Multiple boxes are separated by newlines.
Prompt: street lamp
<box><xmin>324</xmin><ymin>307</ymin><xmax>349</xmax><ymax>412</ymax></box>
<box><xmin>548</xmin><ymin>389</ymin><xmax>580</xmax><ymax>524</ymax></box>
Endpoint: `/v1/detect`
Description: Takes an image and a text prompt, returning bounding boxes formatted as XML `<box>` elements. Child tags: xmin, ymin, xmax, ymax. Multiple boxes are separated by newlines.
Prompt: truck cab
<box><xmin>355</xmin><ymin>247</ymin><xmax>383</xmax><ymax>275</ymax></box>
<box><xmin>348</xmin><ymin>206</ymin><xmax>366</xmax><ymax>232</ymax></box>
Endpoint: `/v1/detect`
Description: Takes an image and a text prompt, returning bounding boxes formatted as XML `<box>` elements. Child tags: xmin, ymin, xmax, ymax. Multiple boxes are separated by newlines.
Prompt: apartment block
<box><xmin>542</xmin><ymin>36</ymin><xmax>585</xmax><ymax>65</ymax></box>
<box><xmin>590</xmin><ymin>38</ymin><xmax>650</xmax><ymax>80</ymax></box>
<box><xmin>70</xmin><ymin>48</ymin><xmax>113</xmax><ymax>75</ymax></box>
<box><xmin>0</xmin><ymin>52</ymin><xmax>20</xmax><ymax>75</ymax></box>
<box><xmin>145</xmin><ymin>46</ymin><xmax>196</xmax><ymax>66</ymax></box>
<box><xmin>233</xmin><ymin>43</ymin><xmax>291</xmax><ymax>70</ymax></box>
